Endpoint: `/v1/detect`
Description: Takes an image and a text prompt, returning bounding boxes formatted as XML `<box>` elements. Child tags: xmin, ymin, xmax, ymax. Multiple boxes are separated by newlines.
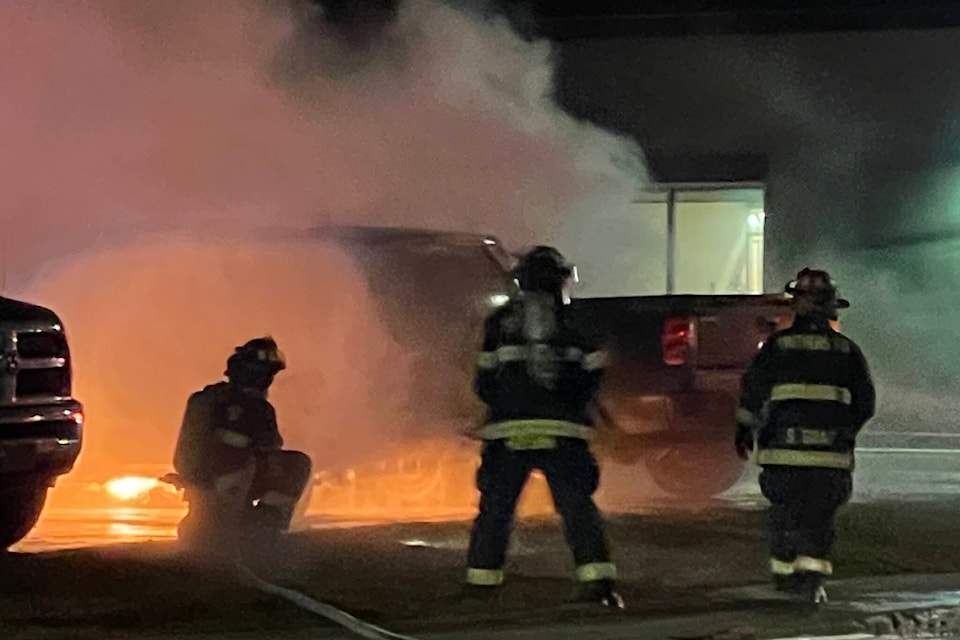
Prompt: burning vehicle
<box><xmin>29</xmin><ymin>224</ymin><xmax>792</xmax><ymax>530</ymax></box>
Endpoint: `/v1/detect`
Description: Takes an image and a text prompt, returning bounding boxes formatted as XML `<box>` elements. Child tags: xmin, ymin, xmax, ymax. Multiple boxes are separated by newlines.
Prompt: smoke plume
<box><xmin>0</xmin><ymin>0</ymin><xmax>647</xmax><ymax>475</ymax></box>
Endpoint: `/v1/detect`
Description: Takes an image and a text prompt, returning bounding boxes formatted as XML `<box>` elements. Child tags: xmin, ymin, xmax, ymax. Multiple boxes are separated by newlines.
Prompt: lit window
<box><xmin>636</xmin><ymin>185</ymin><xmax>766</xmax><ymax>295</ymax></box>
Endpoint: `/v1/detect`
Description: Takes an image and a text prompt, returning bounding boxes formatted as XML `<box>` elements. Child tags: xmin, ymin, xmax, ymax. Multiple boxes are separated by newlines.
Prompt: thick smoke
<box><xmin>1</xmin><ymin>0</ymin><xmax>647</xmax><ymax>475</ymax></box>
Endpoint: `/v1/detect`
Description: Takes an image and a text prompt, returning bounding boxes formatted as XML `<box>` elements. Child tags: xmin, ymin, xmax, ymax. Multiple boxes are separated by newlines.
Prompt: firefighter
<box><xmin>735</xmin><ymin>268</ymin><xmax>875</xmax><ymax>603</ymax></box>
<box><xmin>463</xmin><ymin>246</ymin><xmax>622</xmax><ymax>608</ymax></box>
<box><xmin>172</xmin><ymin>336</ymin><xmax>312</xmax><ymax>549</ymax></box>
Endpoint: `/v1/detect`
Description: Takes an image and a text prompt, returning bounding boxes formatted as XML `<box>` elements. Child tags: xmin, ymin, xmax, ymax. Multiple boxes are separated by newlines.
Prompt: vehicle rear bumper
<box><xmin>0</xmin><ymin>401</ymin><xmax>83</xmax><ymax>481</ymax></box>
<box><xmin>599</xmin><ymin>387</ymin><xmax>737</xmax><ymax>437</ymax></box>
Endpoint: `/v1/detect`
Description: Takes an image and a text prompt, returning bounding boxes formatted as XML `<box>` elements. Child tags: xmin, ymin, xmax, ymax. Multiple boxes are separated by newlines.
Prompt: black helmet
<box><xmin>225</xmin><ymin>336</ymin><xmax>286</xmax><ymax>389</ymax></box>
<box><xmin>785</xmin><ymin>268</ymin><xmax>849</xmax><ymax>320</ymax></box>
<box><xmin>512</xmin><ymin>246</ymin><xmax>574</xmax><ymax>296</ymax></box>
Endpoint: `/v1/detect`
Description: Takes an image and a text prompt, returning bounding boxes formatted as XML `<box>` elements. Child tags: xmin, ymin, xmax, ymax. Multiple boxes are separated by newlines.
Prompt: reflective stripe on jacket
<box><xmin>736</xmin><ymin>319</ymin><xmax>875</xmax><ymax>470</ymax></box>
<box><xmin>474</xmin><ymin>301</ymin><xmax>605</xmax><ymax>432</ymax></box>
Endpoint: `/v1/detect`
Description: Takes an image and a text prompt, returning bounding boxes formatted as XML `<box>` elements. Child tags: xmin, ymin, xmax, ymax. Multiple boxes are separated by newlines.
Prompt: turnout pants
<box><xmin>182</xmin><ymin>449</ymin><xmax>312</xmax><ymax>541</ymax></box>
<box><xmin>759</xmin><ymin>465</ymin><xmax>852</xmax><ymax>578</ymax></box>
<box><xmin>466</xmin><ymin>439</ymin><xmax>615</xmax><ymax>586</ymax></box>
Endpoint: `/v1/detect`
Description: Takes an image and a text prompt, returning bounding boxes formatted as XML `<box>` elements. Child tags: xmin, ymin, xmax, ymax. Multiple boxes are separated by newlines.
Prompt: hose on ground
<box><xmin>233</xmin><ymin>561</ymin><xmax>422</xmax><ymax>640</ymax></box>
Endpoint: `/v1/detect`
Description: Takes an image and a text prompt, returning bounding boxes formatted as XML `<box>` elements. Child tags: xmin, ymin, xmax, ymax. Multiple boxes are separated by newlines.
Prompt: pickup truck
<box><xmin>300</xmin><ymin>227</ymin><xmax>792</xmax><ymax>515</ymax></box>
<box><xmin>49</xmin><ymin>227</ymin><xmax>785</xmax><ymax>519</ymax></box>
<box><xmin>0</xmin><ymin>296</ymin><xmax>84</xmax><ymax>549</ymax></box>
<box><xmin>572</xmin><ymin>294</ymin><xmax>791</xmax><ymax>498</ymax></box>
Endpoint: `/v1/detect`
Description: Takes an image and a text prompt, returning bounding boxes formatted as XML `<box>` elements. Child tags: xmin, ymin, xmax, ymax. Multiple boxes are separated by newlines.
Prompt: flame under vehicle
<box><xmin>0</xmin><ymin>296</ymin><xmax>83</xmax><ymax>549</ymax></box>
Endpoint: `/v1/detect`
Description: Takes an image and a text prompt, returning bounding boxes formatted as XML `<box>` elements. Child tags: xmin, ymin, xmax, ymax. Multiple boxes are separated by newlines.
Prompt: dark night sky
<box><xmin>492</xmin><ymin>0</ymin><xmax>960</xmax><ymax>38</ymax></box>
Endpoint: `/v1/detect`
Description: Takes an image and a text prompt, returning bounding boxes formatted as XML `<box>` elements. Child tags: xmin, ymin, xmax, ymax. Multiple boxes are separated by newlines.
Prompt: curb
<box><xmin>860</xmin><ymin>606</ymin><xmax>960</xmax><ymax>637</ymax></box>
<box><xmin>669</xmin><ymin>605</ymin><xmax>960</xmax><ymax>640</ymax></box>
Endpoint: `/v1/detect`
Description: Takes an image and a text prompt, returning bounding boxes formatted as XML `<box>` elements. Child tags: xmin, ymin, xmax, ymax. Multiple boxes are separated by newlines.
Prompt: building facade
<box><xmin>545</xmin><ymin>8</ymin><xmax>960</xmax><ymax>397</ymax></box>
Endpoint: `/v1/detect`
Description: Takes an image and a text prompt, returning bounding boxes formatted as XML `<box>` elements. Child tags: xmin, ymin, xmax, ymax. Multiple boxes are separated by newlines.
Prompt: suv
<box><xmin>0</xmin><ymin>296</ymin><xmax>84</xmax><ymax>549</ymax></box>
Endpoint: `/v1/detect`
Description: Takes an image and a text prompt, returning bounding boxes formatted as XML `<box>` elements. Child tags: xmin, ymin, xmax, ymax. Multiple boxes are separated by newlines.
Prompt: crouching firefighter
<box><xmin>463</xmin><ymin>246</ymin><xmax>622</xmax><ymax>609</ymax></box>
<box><xmin>735</xmin><ymin>268</ymin><xmax>875</xmax><ymax>603</ymax></box>
<box><xmin>171</xmin><ymin>337</ymin><xmax>312</xmax><ymax>549</ymax></box>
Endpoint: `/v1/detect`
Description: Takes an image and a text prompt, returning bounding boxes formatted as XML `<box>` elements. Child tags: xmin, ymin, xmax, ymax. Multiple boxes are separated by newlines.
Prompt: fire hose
<box><xmin>162</xmin><ymin>473</ymin><xmax>422</xmax><ymax>640</ymax></box>
<box><xmin>179</xmin><ymin>405</ymin><xmax>626</xmax><ymax>639</ymax></box>
<box><xmin>233</xmin><ymin>560</ymin><xmax>422</xmax><ymax>640</ymax></box>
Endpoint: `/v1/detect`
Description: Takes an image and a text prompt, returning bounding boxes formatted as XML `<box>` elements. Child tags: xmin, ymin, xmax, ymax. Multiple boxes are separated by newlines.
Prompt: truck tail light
<box><xmin>661</xmin><ymin>317</ymin><xmax>696</xmax><ymax>366</ymax></box>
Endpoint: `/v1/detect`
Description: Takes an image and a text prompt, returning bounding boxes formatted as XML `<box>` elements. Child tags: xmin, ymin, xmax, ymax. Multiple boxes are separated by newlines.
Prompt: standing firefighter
<box><xmin>735</xmin><ymin>268</ymin><xmax>875</xmax><ymax>603</ymax></box>
<box><xmin>464</xmin><ymin>246</ymin><xmax>622</xmax><ymax>608</ymax></box>
<box><xmin>172</xmin><ymin>337</ymin><xmax>312</xmax><ymax>549</ymax></box>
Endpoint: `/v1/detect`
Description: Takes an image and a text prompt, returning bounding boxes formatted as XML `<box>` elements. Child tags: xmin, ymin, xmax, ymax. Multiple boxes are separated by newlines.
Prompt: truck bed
<box><xmin>570</xmin><ymin>294</ymin><xmax>793</xmax><ymax>395</ymax></box>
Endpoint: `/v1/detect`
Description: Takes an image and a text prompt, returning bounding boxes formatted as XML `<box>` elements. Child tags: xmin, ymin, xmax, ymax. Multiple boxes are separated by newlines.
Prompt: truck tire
<box><xmin>0</xmin><ymin>484</ymin><xmax>49</xmax><ymax>550</ymax></box>
<box><xmin>644</xmin><ymin>392</ymin><xmax>746</xmax><ymax>499</ymax></box>
<box><xmin>645</xmin><ymin>442</ymin><xmax>746</xmax><ymax>499</ymax></box>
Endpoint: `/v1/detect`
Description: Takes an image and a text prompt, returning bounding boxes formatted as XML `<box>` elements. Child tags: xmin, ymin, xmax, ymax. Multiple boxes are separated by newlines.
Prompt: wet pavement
<box><xmin>16</xmin><ymin>443</ymin><xmax>960</xmax><ymax>553</ymax></box>
<box><xmin>6</xmin><ymin>492</ymin><xmax>960</xmax><ymax>640</ymax></box>
<box><xmin>27</xmin><ymin>573</ymin><xmax>960</xmax><ymax>640</ymax></box>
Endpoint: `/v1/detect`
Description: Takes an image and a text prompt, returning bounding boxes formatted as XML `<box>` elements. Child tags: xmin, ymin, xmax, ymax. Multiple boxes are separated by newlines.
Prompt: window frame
<box><xmin>640</xmin><ymin>181</ymin><xmax>767</xmax><ymax>294</ymax></box>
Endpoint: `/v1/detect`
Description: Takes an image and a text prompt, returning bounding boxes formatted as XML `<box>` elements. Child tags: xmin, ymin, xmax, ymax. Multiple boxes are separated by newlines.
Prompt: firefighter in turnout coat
<box><xmin>172</xmin><ymin>337</ymin><xmax>312</xmax><ymax>549</ymax></box>
<box><xmin>464</xmin><ymin>246</ymin><xmax>622</xmax><ymax>608</ymax></box>
<box><xmin>735</xmin><ymin>268</ymin><xmax>875</xmax><ymax>603</ymax></box>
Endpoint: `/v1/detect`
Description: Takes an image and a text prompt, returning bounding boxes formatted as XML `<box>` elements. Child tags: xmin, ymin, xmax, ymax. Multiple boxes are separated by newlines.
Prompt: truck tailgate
<box><xmin>569</xmin><ymin>294</ymin><xmax>792</xmax><ymax>387</ymax></box>
<box><xmin>693</xmin><ymin>296</ymin><xmax>793</xmax><ymax>369</ymax></box>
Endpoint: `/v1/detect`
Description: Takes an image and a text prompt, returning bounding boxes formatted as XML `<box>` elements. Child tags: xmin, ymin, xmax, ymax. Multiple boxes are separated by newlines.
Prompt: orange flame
<box><xmin>103</xmin><ymin>476</ymin><xmax>161</xmax><ymax>501</ymax></box>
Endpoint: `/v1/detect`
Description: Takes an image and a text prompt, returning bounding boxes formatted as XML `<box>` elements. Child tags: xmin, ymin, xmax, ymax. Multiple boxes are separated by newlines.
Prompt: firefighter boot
<box><xmin>773</xmin><ymin>573</ymin><xmax>805</xmax><ymax>594</ymax></box>
<box><xmin>798</xmin><ymin>571</ymin><xmax>828</xmax><ymax>604</ymax></box>
<box><xmin>574</xmin><ymin>579</ymin><xmax>625</xmax><ymax>610</ymax></box>
<box><xmin>177</xmin><ymin>493</ymin><xmax>242</xmax><ymax>561</ymax></box>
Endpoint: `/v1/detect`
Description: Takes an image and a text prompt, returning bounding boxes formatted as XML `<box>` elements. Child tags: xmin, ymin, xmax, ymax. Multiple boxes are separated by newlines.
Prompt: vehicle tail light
<box><xmin>661</xmin><ymin>317</ymin><xmax>696</xmax><ymax>366</ymax></box>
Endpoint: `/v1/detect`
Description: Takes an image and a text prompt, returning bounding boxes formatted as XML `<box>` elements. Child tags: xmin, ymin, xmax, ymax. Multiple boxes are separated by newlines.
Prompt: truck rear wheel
<box><xmin>645</xmin><ymin>442</ymin><xmax>746</xmax><ymax>499</ymax></box>
<box><xmin>0</xmin><ymin>483</ymin><xmax>49</xmax><ymax>550</ymax></box>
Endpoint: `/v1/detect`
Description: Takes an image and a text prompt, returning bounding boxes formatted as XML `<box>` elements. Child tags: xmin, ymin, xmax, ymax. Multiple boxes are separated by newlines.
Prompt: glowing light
<box><xmin>104</xmin><ymin>476</ymin><xmax>159</xmax><ymax>501</ymax></box>
<box><xmin>747</xmin><ymin>211</ymin><xmax>765</xmax><ymax>231</ymax></box>
<box><xmin>483</xmin><ymin>238</ymin><xmax>496</xmax><ymax>246</ymax></box>
<box><xmin>489</xmin><ymin>293</ymin><xmax>509</xmax><ymax>307</ymax></box>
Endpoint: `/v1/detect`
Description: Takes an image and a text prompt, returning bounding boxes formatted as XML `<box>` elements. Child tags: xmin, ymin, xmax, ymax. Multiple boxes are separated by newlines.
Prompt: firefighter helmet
<box><xmin>784</xmin><ymin>268</ymin><xmax>849</xmax><ymax>319</ymax></box>
<box><xmin>225</xmin><ymin>336</ymin><xmax>287</xmax><ymax>388</ymax></box>
<box><xmin>512</xmin><ymin>246</ymin><xmax>574</xmax><ymax>296</ymax></box>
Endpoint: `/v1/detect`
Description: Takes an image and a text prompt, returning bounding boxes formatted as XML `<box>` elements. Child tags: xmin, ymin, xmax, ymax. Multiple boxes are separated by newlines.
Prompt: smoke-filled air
<box><xmin>0</xmin><ymin>0</ymin><xmax>649</xmax><ymax>480</ymax></box>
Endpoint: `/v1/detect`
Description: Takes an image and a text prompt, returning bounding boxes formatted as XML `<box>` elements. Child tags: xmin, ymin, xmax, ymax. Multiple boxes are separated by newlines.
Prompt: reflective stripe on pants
<box><xmin>466</xmin><ymin>440</ymin><xmax>611</xmax><ymax>585</ymax></box>
<box><xmin>770</xmin><ymin>558</ymin><xmax>795</xmax><ymax>575</ymax></box>
<box><xmin>760</xmin><ymin>467</ymin><xmax>850</xmax><ymax>580</ymax></box>
<box><xmin>756</xmin><ymin>448</ymin><xmax>854</xmax><ymax>470</ymax></box>
<box><xmin>465</xmin><ymin>568</ymin><xmax>504</xmax><ymax>586</ymax></box>
<box><xmin>769</xmin><ymin>557</ymin><xmax>833</xmax><ymax>576</ymax></box>
<box><xmin>795</xmin><ymin>555</ymin><xmax>833</xmax><ymax>576</ymax></box>
<box><xmin>576</xmin><ymin>562</ymin><xmax>618</xmax><ymax>582</ymax></box>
